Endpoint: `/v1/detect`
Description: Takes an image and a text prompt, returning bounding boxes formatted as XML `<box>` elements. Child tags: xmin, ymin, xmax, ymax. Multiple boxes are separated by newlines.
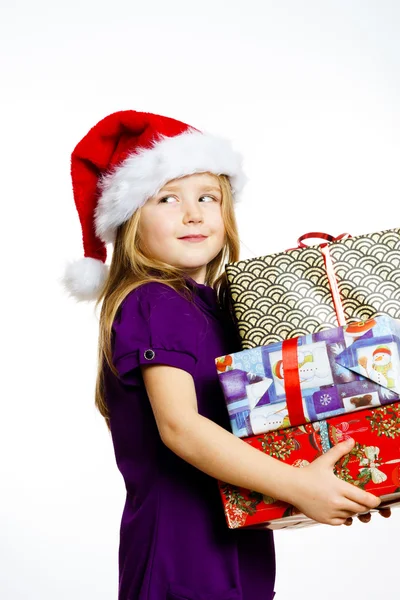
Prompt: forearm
<box><xmin>162</xmin><ymin>413</ymin><xmax>298</xmax><ymax>504</ymax></box>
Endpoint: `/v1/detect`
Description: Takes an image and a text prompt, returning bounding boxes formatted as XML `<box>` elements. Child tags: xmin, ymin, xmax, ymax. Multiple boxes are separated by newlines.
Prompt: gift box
<box><xmin>219</xmin><ymin>402</ymin><xmax>400</xmax><ymax>530</ymax></box>
<box><xmin>225</xmin><ymin>227</ymin><xmax>400</xmax><ymax>349</ymax></box>
<box><xmin>216</xmin><ymin>315</ymin><xmax>400</xmax><ymax>437</ymax></box>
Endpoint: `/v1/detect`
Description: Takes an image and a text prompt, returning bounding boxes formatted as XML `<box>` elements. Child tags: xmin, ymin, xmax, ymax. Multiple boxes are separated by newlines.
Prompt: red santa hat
<box><xmin>63</xmin><ymin>110</ymin><xmax>246</xmax><ymax>301</ymax></box>
<box><xmin>373</xmin><ymin>345</ymin><xmax>391</xmax><ymax>357</ymax></box>
<box><xmin>273</xmin><ymin>360</ymin><xmax>284</xmax><ymax>380</ymax></box>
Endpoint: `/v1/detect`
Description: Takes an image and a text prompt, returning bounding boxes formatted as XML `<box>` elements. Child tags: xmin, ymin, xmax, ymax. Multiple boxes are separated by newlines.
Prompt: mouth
<box><xmin>178</xmin><ymin>235</ymin><xmax>208</xmax><ymax>242</ymax></box>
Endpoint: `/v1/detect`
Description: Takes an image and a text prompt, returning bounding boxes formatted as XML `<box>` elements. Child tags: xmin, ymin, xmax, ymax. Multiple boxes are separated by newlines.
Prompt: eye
<box><xmin>199</xmin><ymin>195</ymin><xmax>217</xmax><ymax>203</ymax></box>
<box><xmin>158</xmin><ymin>195</ymin><xmax>177</xmax><ymax>204</ymax></box>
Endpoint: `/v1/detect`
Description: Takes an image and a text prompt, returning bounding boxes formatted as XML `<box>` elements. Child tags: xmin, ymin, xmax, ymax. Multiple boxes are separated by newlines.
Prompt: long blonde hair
<box><xmin>94</xmin><ymin>174</ymin><xmax>240</xmax><ymax>429</ymax></box>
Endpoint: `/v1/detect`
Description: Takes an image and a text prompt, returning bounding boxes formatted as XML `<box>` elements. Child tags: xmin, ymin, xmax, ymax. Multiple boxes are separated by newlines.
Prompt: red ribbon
<box><xmin>320</xmin><ymin>244</ymin><xmax>347</xmax><ymax>327</ymax></box>
<box><xmin>296</xmin><ymin>231</ymin><xmax>350</xmax><ymax>248</ymax></box>
<box><xmin>281</xmin><ymin>231</ymin><xmax>352</xmax><ymax>423</ymax></box>
<box><xmin>296</xmin><ymin>231</ymin><xmax>350</xmax><ymax>327</ymax></box>
<box><xmin>281</xmin><ymin>338</ymin><xmax>306</xmax><ymax>427</ymax></box>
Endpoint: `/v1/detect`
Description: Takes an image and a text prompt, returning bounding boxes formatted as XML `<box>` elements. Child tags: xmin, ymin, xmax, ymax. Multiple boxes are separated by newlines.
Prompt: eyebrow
<box><xmin>158</xmin><ymin>185</ymin><xmax>222</xmax><ymax>194</ymax></box>
<box><xmin>201</xmin><ymin>186</ymin><xmax>222</xmax><ymax>194</ymax></box>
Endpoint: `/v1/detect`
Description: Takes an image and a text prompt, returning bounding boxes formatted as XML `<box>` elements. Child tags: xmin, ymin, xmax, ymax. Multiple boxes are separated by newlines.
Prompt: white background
<box><xmin>2</xmin><ymin>1</ymin><xmax>399</xmax><ymax>598</ymax></box>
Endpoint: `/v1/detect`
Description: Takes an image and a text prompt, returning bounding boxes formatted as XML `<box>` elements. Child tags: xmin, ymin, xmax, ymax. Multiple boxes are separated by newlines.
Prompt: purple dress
<box><xmin>104</xmin><ymin>279</ymin><xmax>276</xmax><ymax>600</ymax></box>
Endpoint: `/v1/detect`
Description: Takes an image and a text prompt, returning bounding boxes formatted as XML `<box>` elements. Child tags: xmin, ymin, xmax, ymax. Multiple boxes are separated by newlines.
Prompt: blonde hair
<box><xmin>94</xmin><ymin>174</ymin><xmax>240</xmax><ymax>429</ymax></box>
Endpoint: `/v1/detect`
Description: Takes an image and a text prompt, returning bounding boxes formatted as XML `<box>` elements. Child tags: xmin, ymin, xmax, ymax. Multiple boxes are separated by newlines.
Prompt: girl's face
<box><xmin>138</xmin><ymin>173</ymin><xmax>226</xmax><ymax>283</ymax></box>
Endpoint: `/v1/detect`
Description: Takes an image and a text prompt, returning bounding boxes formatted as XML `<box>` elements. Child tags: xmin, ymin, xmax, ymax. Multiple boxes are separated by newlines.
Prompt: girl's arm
<box><xmin>141</xmin><ymin>364</ymin><xmax>381</xmax><ymax>526</ymax></box>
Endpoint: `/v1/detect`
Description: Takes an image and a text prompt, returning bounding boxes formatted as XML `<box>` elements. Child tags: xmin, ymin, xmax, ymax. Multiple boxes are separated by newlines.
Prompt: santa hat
<box><xmin>63</xmin><ymin>110</ymin><xmax>246</xmax><ymax>301</ymax></box>
<box><xmin>373</xmin><ymin>345</ymin><xmax>391</xmax><ymax>357</ymax></box>
<box><xmin>273</xmin><ymin>360</ymin><xmax>284</xmax><ymax>379</ymax></box>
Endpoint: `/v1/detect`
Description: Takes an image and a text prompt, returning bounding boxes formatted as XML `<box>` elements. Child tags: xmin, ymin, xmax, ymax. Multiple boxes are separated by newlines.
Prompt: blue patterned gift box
<box><xmin>216</xmin><ymin>315</ymin><xmax>400</xmax><ymax>437</ymax></box>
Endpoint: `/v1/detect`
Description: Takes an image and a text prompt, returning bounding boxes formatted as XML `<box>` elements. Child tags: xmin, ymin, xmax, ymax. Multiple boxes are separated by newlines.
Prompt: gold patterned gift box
<box><xmin>226</xmin><ymin>227</ymin><xmax>400</xmax><ymax>349</ymax></box>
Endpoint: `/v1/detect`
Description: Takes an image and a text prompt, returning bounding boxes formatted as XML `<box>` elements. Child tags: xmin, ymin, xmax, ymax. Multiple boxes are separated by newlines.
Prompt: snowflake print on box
<box><xmin>319</xmin><ymin>393</ymin><xmax>333</xmax><ymax>406</ymax></box>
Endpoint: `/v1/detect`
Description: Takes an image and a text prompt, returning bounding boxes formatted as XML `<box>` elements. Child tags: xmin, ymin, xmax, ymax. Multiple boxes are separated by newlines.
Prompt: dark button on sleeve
<box><xmin>112</xmin><ymin>282</ymin><xmax>199</xmax><ymax>385</ymax></box>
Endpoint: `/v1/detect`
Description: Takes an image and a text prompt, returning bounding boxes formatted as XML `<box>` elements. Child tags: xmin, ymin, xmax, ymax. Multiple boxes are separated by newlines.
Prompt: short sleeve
<box><xmin>111</xmin><ymin>283</ymin><xmax>200</xmax><ymax>385</ymax></box>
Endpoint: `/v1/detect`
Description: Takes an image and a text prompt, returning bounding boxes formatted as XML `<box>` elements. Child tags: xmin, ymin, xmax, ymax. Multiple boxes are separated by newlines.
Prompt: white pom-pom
<box><xmin>62</xmin><ymin>257</ymin><xmax>109</xmax><ymax>301</ymax></box>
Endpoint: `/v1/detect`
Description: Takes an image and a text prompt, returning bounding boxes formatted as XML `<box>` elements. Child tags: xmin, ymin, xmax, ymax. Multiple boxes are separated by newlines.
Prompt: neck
<box><xmin>184</xmin><ymin>266</ymin><xmax>207</xmax><ymax>285</ymax></box>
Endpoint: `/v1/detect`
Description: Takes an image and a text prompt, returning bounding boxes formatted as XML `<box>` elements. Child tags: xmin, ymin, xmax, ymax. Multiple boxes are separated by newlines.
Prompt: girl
<box><xmin>64</xmin><ymin>110</ymin><xmax>383</xmax><ymax>600</ymax></box>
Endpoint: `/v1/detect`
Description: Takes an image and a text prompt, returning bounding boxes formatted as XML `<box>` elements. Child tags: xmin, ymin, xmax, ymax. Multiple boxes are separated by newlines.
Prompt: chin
<box><xmin>177</xmin><ymin>261</ymin><xmax>206</xmax><ymax>271</ymax></box>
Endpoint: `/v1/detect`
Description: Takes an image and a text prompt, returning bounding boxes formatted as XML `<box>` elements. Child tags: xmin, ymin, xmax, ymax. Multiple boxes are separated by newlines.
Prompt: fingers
<box><xmin>341</xmin><ymin>499</ymin><xmax>375</xmax><ymax>514</ymax></box>
<box><xmin>342</xmin><ymin>507</ymin><xmax>390</xmax><ymax>525</ymax></box>
<box><xmin>357</xmin><ymin>512</ymin><xmax>372</xmax><ymax>523</ymax></box>
<box><xmin>343</xmin><ymin>485</ymin><xmax>381</xmax><ymax>510</ymax></box>
<box><xmin>321</xmin><ymin>438</ymin><xmax>355</xmax><ymax>467</ymax></box>
<box><xmin>331</xmin><ymin>517</ymin><xmax>350</xmax><ymax>526</ymax></box>
<box><xmin>354</xmin><ymin>508</ymin><xmax>390</xmax><ymax>523</ymax></box>
<box><xmin>328</xmin><ymin>507</ymin><xmax>383</xmax><ymax>527</ymax></box>
<box><xmin>335</xmin><ymin>509</ymin><xmax>359</xmax><ymax>519</ymax></box>
<box><xmin>343</xmin><ymin>513</ymin><xmax>374</xmax><ymax>526</ymax></box>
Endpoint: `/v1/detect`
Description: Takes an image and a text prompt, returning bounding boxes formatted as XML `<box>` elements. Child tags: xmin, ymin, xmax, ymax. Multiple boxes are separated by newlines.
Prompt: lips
<box><xmin>179</xmin><ymin>235</ymin><xmax>207</xmax><ymax>240</ymax></box>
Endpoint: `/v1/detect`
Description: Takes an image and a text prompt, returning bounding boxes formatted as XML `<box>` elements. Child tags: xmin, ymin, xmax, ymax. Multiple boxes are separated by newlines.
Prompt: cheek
<box><xmin>139</xmin><ymin>212</ymin><xmax>174</xmax><ymax>243</ymax></box>
<box><xmin>210</xmin><ymin>211</ymin><xmax>226</xmax><ymax>240</ymax></box>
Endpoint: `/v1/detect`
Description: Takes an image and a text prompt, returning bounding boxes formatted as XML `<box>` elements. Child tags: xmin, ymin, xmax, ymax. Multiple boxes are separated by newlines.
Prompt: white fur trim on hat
<box><xmin>62</xmin><ymin>257</ymin><xmax>109</xmax><ymax>302</ymax></box>
<box><xmin>95</xmin><ymin>130</ymin><xmax>246</xmax><ymax>243</ymax></box>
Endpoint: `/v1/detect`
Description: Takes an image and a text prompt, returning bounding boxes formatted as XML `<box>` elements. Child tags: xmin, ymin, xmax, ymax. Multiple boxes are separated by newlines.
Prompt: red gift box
<box><xmin>219</xmin><ymin>402</ymin><xmax>400</xmax><ymax>529</ymax></box>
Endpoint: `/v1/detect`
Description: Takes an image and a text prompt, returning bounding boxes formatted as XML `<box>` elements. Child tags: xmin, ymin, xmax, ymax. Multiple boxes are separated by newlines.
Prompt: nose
<box><xmin>182</xmin><ymin>200</ymin><xmax>204</xmax><ymax>224</ymax></box>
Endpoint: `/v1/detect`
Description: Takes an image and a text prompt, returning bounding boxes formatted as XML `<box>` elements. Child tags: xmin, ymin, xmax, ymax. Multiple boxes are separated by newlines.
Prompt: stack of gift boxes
<box><xmin>215</xmin><ymin>227</ymin><xmax>400</xmax><ymax>530</ymax></box>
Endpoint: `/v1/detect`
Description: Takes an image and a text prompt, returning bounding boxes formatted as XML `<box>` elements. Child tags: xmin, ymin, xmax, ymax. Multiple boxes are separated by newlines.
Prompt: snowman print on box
<box><xmin>357</xmin><ymin>342</ymin><xmax>400</xmax><ymax>393</ymax></box>
<box><xmin>271</xmin><ymin>343</ymin><xmax>332</xmax><ymax>389</ymax></box>
<box><xmin>248</xmin><ymin>341</ymin><xmax>333</xmax><ymax>434</ymax></box>
<box><xmin>336</xmin><ymin>316</ymin><xmax>400</xmax><ymax>397</ymax></box>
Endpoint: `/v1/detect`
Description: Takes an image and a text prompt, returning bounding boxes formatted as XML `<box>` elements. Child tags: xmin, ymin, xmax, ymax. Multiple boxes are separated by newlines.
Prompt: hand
<box><xmin>344</xmin><ymin>507</ymin><xmax>392</xmax><ymax>526</ymax></box>
<box><xmin>288</xmin><ymin>438</ymin><xmax>381</xmax><ymax>526</ymax></box>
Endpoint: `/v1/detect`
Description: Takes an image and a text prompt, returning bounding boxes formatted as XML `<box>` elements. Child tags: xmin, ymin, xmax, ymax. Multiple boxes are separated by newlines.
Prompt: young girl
<box><xmin>64</xmin><ymin>110</ymin><xmax>383</xmax><ymax>600</ymax></box>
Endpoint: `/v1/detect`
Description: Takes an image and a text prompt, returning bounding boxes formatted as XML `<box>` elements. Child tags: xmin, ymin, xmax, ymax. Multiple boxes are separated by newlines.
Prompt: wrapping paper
<box><xmin>225</xmin><ymin>227</ymin><xmax>400</xmax><ymax>349</ymax></box>
<box><xmin>219</xmin><ymin>403</ymin><xmax>400</xmax><ymax>530</ymax></box>
<box><xmin>216</xmin><ymin>315</ymin><xmax>400</xmax><ymax>436</ymax></box>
